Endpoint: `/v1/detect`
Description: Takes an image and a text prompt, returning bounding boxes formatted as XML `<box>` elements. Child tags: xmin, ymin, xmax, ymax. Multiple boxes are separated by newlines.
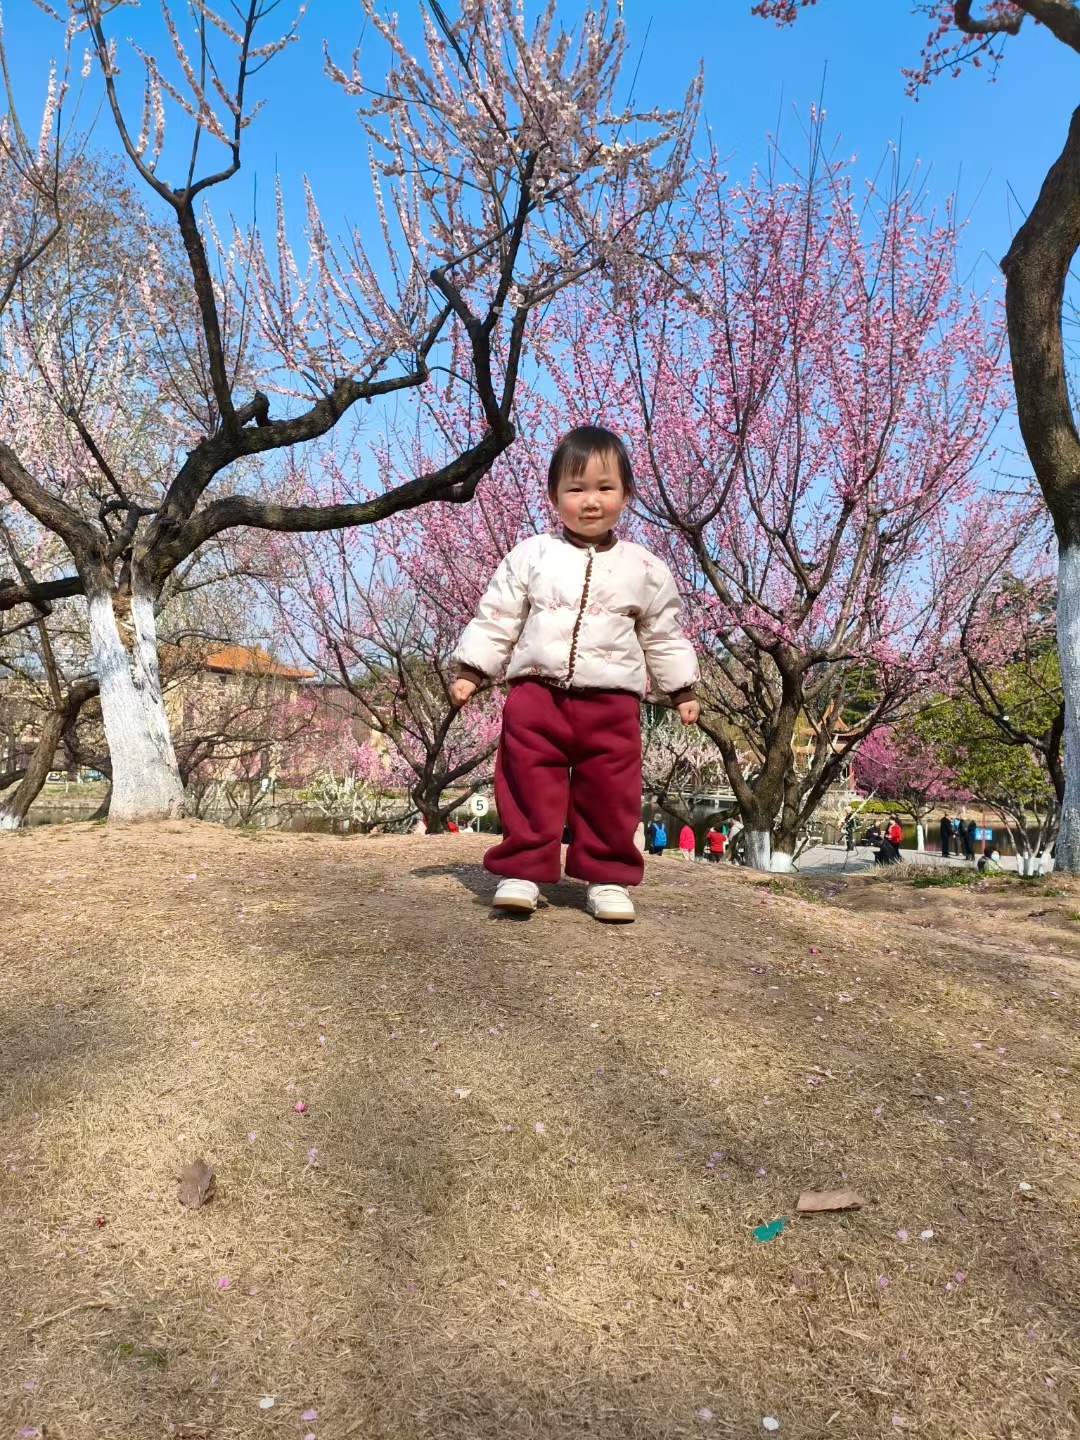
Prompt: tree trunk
<box><xmin>771</xmin><ymin>789</ymin><xmax>800</xmax><ymax>871</ymax></box>
<box><xmin>1001</xmin><ymin>104</ymin><xmax>1080</xmax><ymax>870</ymax></box>
<box><xmin>743</xmin><ymin>827</ymin><xmax>772</xmax><ymax>871</ymax></box>
<box><xmin>0</xmin><ymin>678</ymin><xmax>99</xmax><ymax>830</ymax></box>
<box><xmin>413</xmin><ymin>779</ymin><xmax>445</xmax><ymax>834</ymax></box>
<box><xmin>90</xmin><ymin>781</ymin><xmax>113</xmax><ymax>822</ymax></box>
<box><xmin>86</xmin><ymin>575</ymin><xmax>185</xmax><ymax>822</ymax></box>
<box><xmin>1056</xmin><ymin>543</ymin><xmax>1080</xmax><ymax>869</ymax></box>
<box><xmin>699</xmin><ymin>660</ymin><xmax>803</xmax><ymax>875</ymax></box>
<box><xmin>0</xmin><ymin>707</ymin><xmax>66</xmax><ymax>829</ymax></box>
<box><xmin>770</xmin><ymin>767</ymin><xmax>804</xmax><ymax>872</ymax></box>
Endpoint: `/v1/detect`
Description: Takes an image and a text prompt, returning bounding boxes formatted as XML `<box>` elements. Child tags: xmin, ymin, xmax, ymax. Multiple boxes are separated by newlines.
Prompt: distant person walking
<box><xmin>939</xmin><ymin>814</ymin><xmax>953</xmax><ymax>858</ymax></box>
<box><xmin>678</xmin><ymin>824</ymin><xmax>696</xmax><ymax>862</ymax></box>
<box><xmin>645</xmin><ymin>815</ymin><xmax>667</xmax><ymax>857</ymax></box>
<box><xmin>965</xmin><ymin>817</ymin><xmax>977</xmax><ymax>861</ymax></box>
<box><xmin>705</xmin><ymin>825</ymin><xmax>727</xmax><ymax>862</ymax></box>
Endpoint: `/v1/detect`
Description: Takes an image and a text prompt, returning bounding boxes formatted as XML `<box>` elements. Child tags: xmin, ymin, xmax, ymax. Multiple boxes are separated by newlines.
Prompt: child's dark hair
<box><xmin>547</xmin><ymin>425</ymin><xmax>635</xmax><ymax>501</ymax></box>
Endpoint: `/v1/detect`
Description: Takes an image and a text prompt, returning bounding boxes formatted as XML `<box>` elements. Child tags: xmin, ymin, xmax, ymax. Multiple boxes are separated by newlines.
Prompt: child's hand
<box><xmin>677</xmin><ymin>698</ymin><xmax>700</xmax><ymax>726</ymax></box>
<box><xmin>450</xmin><ymin>677</ymin><xmax>478</xmax><ymax>707</ymax></box>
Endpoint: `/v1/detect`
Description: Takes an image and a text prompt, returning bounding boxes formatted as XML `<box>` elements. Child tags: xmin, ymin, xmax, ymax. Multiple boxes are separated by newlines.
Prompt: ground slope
<box><xmin>1</xmin><ymin>823</ymin><xmax>1078</xmax><ymax>1439</ymax></box>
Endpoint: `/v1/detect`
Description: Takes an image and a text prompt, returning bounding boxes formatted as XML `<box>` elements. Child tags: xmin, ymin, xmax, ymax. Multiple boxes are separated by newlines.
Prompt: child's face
<box><xmin>553</xmin><ymin>450</ymin><xmax>628</xmax><ymax>538</ymax></box>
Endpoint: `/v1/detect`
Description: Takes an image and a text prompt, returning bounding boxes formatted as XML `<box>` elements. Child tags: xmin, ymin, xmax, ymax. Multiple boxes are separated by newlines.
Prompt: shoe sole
<box><xmin>588</xmin><ymin>907</ymin><xmax>635</xmax><ymax>923</ymax></box>
<box><xmin>492</xmin><ymin>894</ymin><xmax>537</xmax><ymax>913</ymax></box>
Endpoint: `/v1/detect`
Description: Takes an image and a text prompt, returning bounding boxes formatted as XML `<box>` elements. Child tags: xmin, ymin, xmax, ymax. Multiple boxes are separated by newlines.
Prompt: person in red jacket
<box><xmin>704</xmin><ymin>826</ymin><xmax>727</xmax><ymax>862</ymax></box>
<box><xmin>678</xmin><ymin>824</ymin><xmax>696</xmax><ymax>862</ymax></box>
<box><xmin>875</xmin><ymin>815</ymin><xmax>904</xmax><ymax>866</ymax></box>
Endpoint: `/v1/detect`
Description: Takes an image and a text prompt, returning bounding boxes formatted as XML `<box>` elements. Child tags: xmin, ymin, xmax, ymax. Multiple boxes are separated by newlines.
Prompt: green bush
<box><xmin>912</xmin><ymin>870</ymin><xmax>979</xmax><ymax>890</ymax></box>
<box><xmin>854</xmin><ymin>797</ymin><xmax>895</xmax><ymax>815</ymax></box>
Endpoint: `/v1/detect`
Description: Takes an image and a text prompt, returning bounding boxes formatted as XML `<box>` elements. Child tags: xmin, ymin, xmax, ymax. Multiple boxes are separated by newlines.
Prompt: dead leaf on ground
<box><xmin>796</xmin><ymin>1188</ymin><xmax>865</xmax><ymax>1214</ymax></box>
<box><xmin>176</xmin><ymin>1158</ymin><xmax>216</xmax><ymax>1209</ymax></box>
<box><xmin>788</xmin><ymin>1265</ymin><xmax>819</xmax><ymax>1295</ymax></box>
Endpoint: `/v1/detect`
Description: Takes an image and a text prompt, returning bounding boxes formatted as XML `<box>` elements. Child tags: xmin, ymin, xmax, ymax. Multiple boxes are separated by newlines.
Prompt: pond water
<box><xmin>26</xmin><ymin>806</ymin><xmax>99</xmax><ymax>827</ymax></box>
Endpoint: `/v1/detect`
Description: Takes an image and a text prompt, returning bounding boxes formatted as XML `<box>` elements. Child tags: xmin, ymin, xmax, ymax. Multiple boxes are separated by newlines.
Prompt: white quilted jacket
<box><xmin>453</xmin><ymin>532</ymin><xmax>699</xmax><ymax>698</ymax></box>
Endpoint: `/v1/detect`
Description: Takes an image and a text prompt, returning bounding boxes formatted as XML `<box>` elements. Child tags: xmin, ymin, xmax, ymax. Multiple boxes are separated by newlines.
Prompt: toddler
<box><xmin>450</xmin><ymin>425</ymin><xmax>699</xmax><ymax>922</ymax></box>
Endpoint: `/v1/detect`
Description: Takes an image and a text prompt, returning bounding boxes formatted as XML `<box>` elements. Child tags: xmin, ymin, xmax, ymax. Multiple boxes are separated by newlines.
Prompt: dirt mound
<box><xmin>2</xmin><ymin>824</ymin><xmax>1078</xmax><ymax>1438</ymax></box>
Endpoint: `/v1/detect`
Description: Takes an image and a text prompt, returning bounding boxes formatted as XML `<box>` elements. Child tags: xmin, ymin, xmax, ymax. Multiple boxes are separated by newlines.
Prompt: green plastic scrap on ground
<box><xmin>752</xmin><ymin>1217</ymin><xmax>788</xmax><ymax>1243</ymax></box>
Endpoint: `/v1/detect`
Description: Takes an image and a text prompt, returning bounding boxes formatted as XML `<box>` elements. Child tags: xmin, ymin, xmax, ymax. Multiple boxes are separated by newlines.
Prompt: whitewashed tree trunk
<box><xmin>744</xmin><ymin>828</ymin><xmax>771</xmax><ymax>872</ymax></box>
<box><xmin>0</xmin><ymin>708</ymin><xmax>65</xmax><ymax>830</ymax></box>
<box><xmin>87</xmin><ymin>576</ymin><xmax>185</xmax><ymax>822</ymax></box>
<box><xmin>0</xmin><ymin>802</ymin><xmax>24</xmax><ymax>831</ymax></box>
<box><xmin>0</xmin><ymin>676</ymin><xmax>99</xmax><ymax>831</ymax></box>
<box><xmin>770</xmin><ymin>848</ymin><xmax>794</xmax><ymax>873</ymax></box>
<box><xmin>916</xmin><ymin>822</ymin><xmax>925</xmax><ymax>852</ymax></box>
<box><xmin>1057</xmin><ymin>543</ymin><xmax>1080</xmax><ymax>871</ymax></box>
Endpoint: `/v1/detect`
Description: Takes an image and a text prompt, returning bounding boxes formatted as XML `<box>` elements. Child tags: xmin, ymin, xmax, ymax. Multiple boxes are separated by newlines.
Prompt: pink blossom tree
<box><xmin>0</xmin><ymin>0</ymin><xmax>699</xmax><ymax>823</ymax></box>
<box><xmin>853</xmin><ymin>724</ymin><xmax>969</xmax><ymax>847</ymax></box>
<box><xmin>175</xmin><ymin>668</ymin><xmax>323</xmax><ymax>822</ymax></box>
<box><xmin>539</xmin><ymin>129</ymin><xmax>1011</xmax><ymax>868</ymax></box>
<box><xmin>751</xmin><ymin>4</ymin><xmax>1080</xmax><ymax>871</ymax></box>
<box><xmin>270</xmin><ymin>520</ymin><xmax>503</xmax><ymax>832</ymax></box>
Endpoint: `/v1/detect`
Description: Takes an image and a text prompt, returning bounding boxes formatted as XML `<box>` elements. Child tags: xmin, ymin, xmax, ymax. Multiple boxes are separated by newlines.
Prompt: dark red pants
<box><xmin>484</xmin><ymin>681</ymin><xmax>643</xmax><ymax>886</ymax></box>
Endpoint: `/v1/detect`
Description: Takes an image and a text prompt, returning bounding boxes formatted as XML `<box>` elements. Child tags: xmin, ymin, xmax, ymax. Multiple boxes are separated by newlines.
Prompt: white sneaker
<box><xmin>492</xmin><ymin>877</ymin><xmax>539</xmax><ymax>913</ymax></box>
<box><xmin>586</xmin><ymin>884</ymin><xmax>635</xmax><ymax>923</ymax></box>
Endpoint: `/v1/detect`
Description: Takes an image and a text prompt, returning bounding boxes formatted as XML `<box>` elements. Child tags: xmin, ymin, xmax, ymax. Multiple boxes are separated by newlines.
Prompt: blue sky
<box><xmin>6</xmin><ymin>0</ymin><xmax>1075</xmax><ymax>290</ymax></box>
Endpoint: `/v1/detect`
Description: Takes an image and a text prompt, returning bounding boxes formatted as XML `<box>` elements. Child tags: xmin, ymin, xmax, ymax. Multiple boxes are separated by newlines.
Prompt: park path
<box><xmin>1</xmin><ymin>821</ymin><xmax>1079</xmax><ymax>1439</ymax></box>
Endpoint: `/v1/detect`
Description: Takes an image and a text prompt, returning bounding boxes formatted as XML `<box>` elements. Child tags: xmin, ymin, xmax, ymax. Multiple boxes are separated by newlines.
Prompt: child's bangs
<box><xmin>547</xmin><ymin>425</ymin><xmax>635</xmax><ymax>499</ymax></box>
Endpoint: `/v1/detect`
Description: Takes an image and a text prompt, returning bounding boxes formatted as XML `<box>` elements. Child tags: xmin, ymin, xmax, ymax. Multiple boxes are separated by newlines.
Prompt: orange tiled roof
<box><xmin>203</xmin><ymin>645</ymin><xmax>315</xmax><ymax>680</ymax></box>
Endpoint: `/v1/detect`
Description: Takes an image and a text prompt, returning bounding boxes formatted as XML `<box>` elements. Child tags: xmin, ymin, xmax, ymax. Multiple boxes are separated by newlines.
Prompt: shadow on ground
<box><xmin>1</xmin><ymin>824</ymin><xmax>1078</xmax><ymax>1439</ymax></box>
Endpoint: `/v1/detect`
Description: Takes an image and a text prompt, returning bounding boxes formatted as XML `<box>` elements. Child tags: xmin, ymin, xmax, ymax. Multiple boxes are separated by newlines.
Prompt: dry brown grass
<box><xmin>1</xmin><ymin>822</ymin><xmax>1079</xmax><ymax>1439</ymax></box>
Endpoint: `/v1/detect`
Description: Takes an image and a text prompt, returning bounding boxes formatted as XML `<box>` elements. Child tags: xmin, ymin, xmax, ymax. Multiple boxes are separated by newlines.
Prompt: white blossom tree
<box><xmin>0</xmin><ymin>0</ymin><xmax>699</xmax><ymax>821</ymax></box>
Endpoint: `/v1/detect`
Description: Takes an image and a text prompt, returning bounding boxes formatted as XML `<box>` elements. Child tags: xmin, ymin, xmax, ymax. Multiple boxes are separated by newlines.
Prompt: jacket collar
<box><xmin>560</xmin><ymin>525</ymin><xmax>618</xmax><ymax>552</ymax></box>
